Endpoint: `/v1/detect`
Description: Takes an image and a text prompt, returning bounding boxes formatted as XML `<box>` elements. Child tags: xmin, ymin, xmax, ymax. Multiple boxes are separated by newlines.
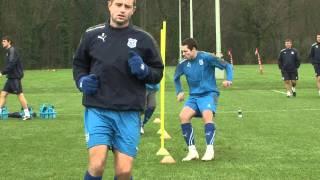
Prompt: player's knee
<box><xmin>115</xmin><ymin>169</ymin><xmax>131</xmax><ymax>179</ymax></box>
<box><xmin>179</xmin><ymin>112</ymin><xmax>190</xmax><ymax>123</ymax></box>
<box><xmin>115</xmin><ymin>159</ymin><xmax>133</xmax><ymax>177</ymax></box>
<box><xmin>0</xmin><ymin>93</ymin><xmax>7</xmax><ymax>98</ymax></box>
<box><xmin>89</xmin><ymin>158</ymin><xmax>106</xmax><ymax>175</ymax></box>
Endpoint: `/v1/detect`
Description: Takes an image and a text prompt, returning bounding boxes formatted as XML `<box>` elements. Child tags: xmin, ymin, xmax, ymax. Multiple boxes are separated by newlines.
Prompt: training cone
<box><xmin>160</xmin><ymin>155</ymin><xmax>176</xmax><ymax>164</ymax></box>
<box><xmin>157</xmin><ymin>129</ymin><xmax>171</xmax><ymax>139</ymax></box>
<box><xmin>153</xmin><ymin>117</ymin><xmax>161</xmax><ymax>124</ymax></box>
<box><xmin>163</xmin><ymin>130</ymin><xmax>171</xmax><ymax>139</ymax></box>
<box><xmin>156</xmin><ymin>147</ymin><xmax>170</xmax><ymax>156</ymax></box>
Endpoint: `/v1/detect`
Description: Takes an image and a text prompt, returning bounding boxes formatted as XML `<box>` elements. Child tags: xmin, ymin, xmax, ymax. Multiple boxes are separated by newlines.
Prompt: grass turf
<box><xmin>0</xmin><ymin>64</ymin><xmax>320</xmax><ymax>179</ymax></box>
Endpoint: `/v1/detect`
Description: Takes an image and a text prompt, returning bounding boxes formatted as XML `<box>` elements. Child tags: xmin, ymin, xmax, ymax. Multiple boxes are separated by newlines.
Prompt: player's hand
<box><xmin>222</xmin><ymin>80</ymin><xmax>232</xmax><ymax>88</ymax></box>
<box><xmin>128</xmin><ymin>51</ymin><xmax>150</xmax><ymax>80</ymax></box>
<box><xmin>177</xmin><ymin>92</ymin><xmax>185</xmax><ymax>102</ymax></box>
<box><xmin>79</xmin><ymin>74</ymin><xmax>99</xmax><ymax>95</ymax></box>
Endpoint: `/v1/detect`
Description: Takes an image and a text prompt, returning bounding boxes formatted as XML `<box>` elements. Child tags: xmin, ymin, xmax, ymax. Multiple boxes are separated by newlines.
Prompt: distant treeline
<box><xmin>0</xmin><ymin>0</ymin><xmax>320</xmax><ymax>69</ymax></box>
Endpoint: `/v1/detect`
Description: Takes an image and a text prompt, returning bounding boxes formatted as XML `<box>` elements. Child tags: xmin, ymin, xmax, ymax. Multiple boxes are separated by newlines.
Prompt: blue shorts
<box><xmin>184</xmin><ymin>92</ymin><xmax>218</xmax><ymax>117</ymax></box>
<box><xmin>84</xmin><ymin>108</ymin><xmax>141</xmax><ymax>157</ymax></box>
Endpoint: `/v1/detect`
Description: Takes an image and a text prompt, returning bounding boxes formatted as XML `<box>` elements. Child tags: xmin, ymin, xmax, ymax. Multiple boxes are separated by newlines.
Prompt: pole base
<box><xmin>160</xmin><ymin>155</ymin><xmax>176</xmax><ymax>164</ymax></box>
<box><xmin>156</xmin><ymin>147</ymin><xmax>170</xmax><ymax>156</ymax></box>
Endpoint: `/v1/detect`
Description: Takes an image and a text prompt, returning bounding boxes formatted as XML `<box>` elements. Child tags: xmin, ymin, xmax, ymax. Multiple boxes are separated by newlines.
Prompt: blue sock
<box><xmin>114</xmin><ymin>176</ymin><xmax>133</xmax><ymax>180</ymax></box>
<box><xmin>204</xmin><ymin>123</ymin><xmax>216</xmax><ymax>145</ymax></box>
<box><xmin>181</xmin><ymin>123</ymin><xmax>195</xmax><ymax>146</ymax></box>
<box><xmin>84</xmin><ymin>171</ymin><xmax>102</xmax><ymax>180</ymax></box>
<box><xmin>142</xmin><ymin>107</ymin><xmax>155</xmax><ymax>126</ymax></box>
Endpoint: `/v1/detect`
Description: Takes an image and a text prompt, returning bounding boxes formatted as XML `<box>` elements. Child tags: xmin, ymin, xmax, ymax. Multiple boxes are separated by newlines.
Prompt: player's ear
<box><xmin>132</xmin><ymin>5</ymin><xmax>136</xmax><ymax>15</ymax></box>
<box><xmin>107</xmin><ymin>0</ymin><xmax>112</xmax><ymax>10</ymax></box>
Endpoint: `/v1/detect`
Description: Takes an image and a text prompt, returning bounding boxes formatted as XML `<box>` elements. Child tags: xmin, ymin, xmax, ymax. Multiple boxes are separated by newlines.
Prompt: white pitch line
<box><xmin>152</xmin><ymin>108</ymin><xmax>320</xmax><ymax>115</ymax></box>
<box><xmin>271</xmin><ymin>90</ymin><xmax>287</xmax><ymax>95</ymax></box>
<box><xmin>218</xmin><ymin>108</ymin><xmax>320</xmax><ymax>114</ymax></box>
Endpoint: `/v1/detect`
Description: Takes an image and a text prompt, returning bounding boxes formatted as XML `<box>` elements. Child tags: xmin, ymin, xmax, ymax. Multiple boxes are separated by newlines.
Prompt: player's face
<box><xmin>181</xmin><ymin>45</ymin><xmax>196</xmax><ymax>60</ymax></box>
<box><xmin>1</xmin><ymin>40</ymin><xmax>11</xmax><ymax>49</ymax></box>
<box><xmin>316</xmin><ymin>35</ymin><xmax>320</xmax><ymax>43</ymax></box>
<box><xmin>108</xmin><ymin>0</ymin><xmax>136</xmax><ymax>28</ymax></box>
<box><xmin>285</xmin><ymin>41</ymin><xmax>292</xmax><ymax>49</ymax></box>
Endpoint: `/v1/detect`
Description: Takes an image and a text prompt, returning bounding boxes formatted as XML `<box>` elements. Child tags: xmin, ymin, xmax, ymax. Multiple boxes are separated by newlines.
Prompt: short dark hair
<box><xmin>109</xmin><ymin>0</ymin><xmax>136</xmax><ymax>7</ymax></box>
<box><xmin>2</xmin><ymin>36</ymin><xmax>13</xmax><ymax>44</ymax></box>
<box><xmin>285</xmin><ymin>38</ymin><xmax>292</xmax><ymax>43</ymax></box>
<box><xmin>182</xmin><ymin>38</ymin><xmax>198</xmax><ymax>50</ymax></box>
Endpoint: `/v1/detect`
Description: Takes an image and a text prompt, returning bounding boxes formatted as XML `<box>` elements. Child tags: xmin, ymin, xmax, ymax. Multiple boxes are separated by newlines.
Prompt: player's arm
<box><xmin>211</xmin><ymin>55</ymin><xmax>233</xmax><ymax>79</ymax></box>
<box><xmin>129</xmin><ymin>35</ymin><xmax>164</xmax><ymax>84</ymax></box>
<box><xmin>174</xmin><ymin>63</ymin><xmax>185</xmax><ymax>101</ymax></box>
<box><xmin>72</xmin><ymin>32</ymin><xmax>99</xmax><ymax>95</ymax></box>
<box><xmin>208</xmin><ymin>54</ymin><xmax>233</xmax><ymax>87</ymax></box>
<box><xmin>309</xmin><ymin>46</ymin><xmax>315</xmax><ymax>63</ymax></box>
<box><xmin>72</xmin><ymin>32</ymin><xmax>91</xmax><ymax>90</ymax></box>
<box><xmin>278</xmin><ymin>52</ymin><xmax>283</xmax><ymax>69</ymax></box>
<box><xmin>222</xmin><ymin>63</ymin><xmax>233</xmax><ymax>88</ymax></box>
<box><xmin>295</xmin><ymin>49</ymin><xmax>300</xmax><ymax>68</ymax></box>
<box><xmin>1</xmin><ymin>48</ymin><xmax>18</xmax><ymax>76</ymax></box>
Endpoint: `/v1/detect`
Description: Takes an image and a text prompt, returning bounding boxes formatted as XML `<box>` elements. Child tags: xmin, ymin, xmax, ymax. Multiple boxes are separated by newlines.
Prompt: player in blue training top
<box><xmin>174</xmin><ymin>38</ymin><xmax>233</xmax><ymax>161</ymax></box>
<box><xmin>73</xmin><ymin>0</ymin><xmax>163</xmax><ymax>179</ymax></box>
<box><xmin>140</xmin><ymin>83</ymin><xmax>160</xmax><ymax>134</ymax></box>
<box><xmin>309</xmin><ymin>33</ymin><xmax>320</xmax><ymax>96</ymax></box>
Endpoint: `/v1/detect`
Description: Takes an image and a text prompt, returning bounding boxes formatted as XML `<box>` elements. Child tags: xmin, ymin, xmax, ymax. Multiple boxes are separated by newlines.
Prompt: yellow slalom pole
<box><xmin>157</xmin><ymin>21</ymin><xmax>175</xmax><ymax>163</ymax></box>
<box><xmin>156</xmin><ymin>21</ymin><xmax>171</xmax><ymax>157</ymax></box>
<box><xmin>156</xmin><ymin>20</ymin><xmax>171</xmax><ymax>139</ymax></box>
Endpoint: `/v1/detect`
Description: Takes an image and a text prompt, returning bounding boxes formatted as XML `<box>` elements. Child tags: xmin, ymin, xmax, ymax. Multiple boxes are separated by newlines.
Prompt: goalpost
<box><xmin>214</xmin><ymin>0</ymin><xmax>225</xmax><ymax>79</ymax></box>
<box><xmin>178</xmin><ymin>0</ymin><xmax>225</xmax><ymax>78</ymax></box>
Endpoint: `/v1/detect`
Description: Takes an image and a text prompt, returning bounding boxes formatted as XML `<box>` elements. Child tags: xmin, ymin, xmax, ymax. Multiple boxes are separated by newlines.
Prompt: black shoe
<box><xmin>292</xmin><ymin>91</ymin><xmax>296</xmax><ymax>97</ymax></box>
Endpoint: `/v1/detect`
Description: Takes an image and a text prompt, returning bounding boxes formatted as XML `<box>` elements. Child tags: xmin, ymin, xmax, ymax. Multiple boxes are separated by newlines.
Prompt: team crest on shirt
<box><xmin>291</xmin><ymin>51</ymin><xmax>295</xmax><ymax>55</ymax></box>
<box><xmin>199</xmin><ymin>59</ymin><xmax>204</xmax><ymax>65</ymax></box>
<box><xmin>127</xmin><ymin>38</ymin><xmax>138</xmax><ymax>48</ymax></box>
<box><xmin>316</xmin><ymin>45</ymin><xmax>319</xmax><ymax>48</ymax></box>
<box><xmin>187</xmin><ymin>62</ymin><xmax>191</xmax><ymax>67</ymax></box>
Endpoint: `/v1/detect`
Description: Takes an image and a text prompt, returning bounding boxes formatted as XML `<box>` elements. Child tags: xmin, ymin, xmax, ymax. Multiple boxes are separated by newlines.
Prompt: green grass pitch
<box><xmin>1</xmin><ymin>64</ymin><xmax>320</xmax><ymax>179</ymax></box>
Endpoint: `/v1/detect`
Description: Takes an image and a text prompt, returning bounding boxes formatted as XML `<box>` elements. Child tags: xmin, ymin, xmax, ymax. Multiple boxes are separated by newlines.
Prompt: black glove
<box><xmin>78</xmin><ymin>74</ymin><xmax>99</xmax><ymax>95</ymax></box>
<box><xmin>128</xmin><ymin>51</ymin><xmax>150</xmax><ymax>79</ymax></box>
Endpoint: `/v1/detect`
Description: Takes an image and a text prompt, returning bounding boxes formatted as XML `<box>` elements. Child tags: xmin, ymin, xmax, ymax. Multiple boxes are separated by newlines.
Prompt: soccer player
<box><xmin>140</xmin><ymin>83</ymin><xmax>160</xmax><ymax>134</ymax></box>
<box><xmin>73</xmin><ymin>0</ymin><xmax>163</xmax><ymax>179</ymax></box>
<box><xmin>278</xmin><ymin>39</ymin><xmax>300</xmax><ymax>97</ymax></box>
<box><xmin>174</xmin><ymin>38</ymin><xmax>233</xmax><ymax>161</ymax></box>
<box><xmin>309</xmin><ymin>33</ymin><xmax>320</xmax><ymax>96</ymax></box>
<box><xmin>0</xmin><ymin>36</ymin><xmax>31</xmax><ymax>120</ymax></box>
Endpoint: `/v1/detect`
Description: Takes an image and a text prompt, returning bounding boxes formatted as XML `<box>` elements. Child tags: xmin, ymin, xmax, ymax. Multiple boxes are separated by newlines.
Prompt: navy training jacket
<box><xmin>73</xmin><ymin>23</ymin><xmax>164</xmax><ymax>111</ymax></box>
<box><xmin>1</xmin><ymin>46</ymin><xmax>24</xmax><ymax>79</ymax></box>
